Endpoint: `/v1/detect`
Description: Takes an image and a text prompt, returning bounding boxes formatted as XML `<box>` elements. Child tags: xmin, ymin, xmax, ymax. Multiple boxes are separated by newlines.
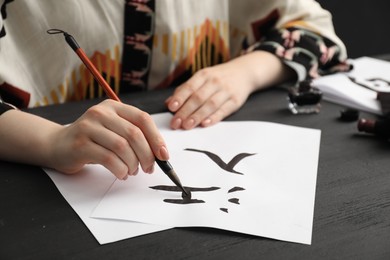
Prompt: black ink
<box><xmin>348</xmin><ymin>76</ymin><xmax>390</xmax><ymax>92</ymax></box>
<box><xmin>150</xmin><ymin>185</ymin><xmax>220</xmax><ymax>192</ymax></box>
<box><xmin>220</xmin><ymin>208</ymin><xmax>228</xmax><ymax>213</ymax></box>
<box><xmin>228</xmin><ymin>186</ymin><xmax>245</xmax><ymax>193</ymax></box>
<box><xmin>182</xmin><ymin>188</ymin><xmax>192</xmax><ymax>200</ymax></box>
<box><xmin>184</xmin><ymin>148</ymin><xmax>256</xmax><ymax>175</ymax></box>
<box><xmin>228</xmin><ymin>198</ymin><xmax>240</xmax><ymax>205</ymax></box>
<box><xmin>164</xmin><ymin>199</ymin><xmax>205</xmax><ymax>204</ymax></box>
<box><xmin>150</xmin><ymin>185</ymin><xmax>220</xmax><ymax>204</ymax></box>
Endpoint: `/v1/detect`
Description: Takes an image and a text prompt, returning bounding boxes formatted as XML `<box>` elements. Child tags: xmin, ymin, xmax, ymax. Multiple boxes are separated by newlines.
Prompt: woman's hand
<box><xmin>165</xmin><ymin>51</ymin><xmax>294</xmax><ymax>130</ymax></box>
<box><xmin>0</xmin><ymin>100</ymin><xmax>169</xmax><ymax>180</ymax></box>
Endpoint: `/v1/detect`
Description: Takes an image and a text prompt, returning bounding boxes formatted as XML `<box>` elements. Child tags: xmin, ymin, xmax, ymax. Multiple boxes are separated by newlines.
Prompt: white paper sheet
<box><xmin>43</xmin><ymin>114</ymin><xmax>174</xmax><ymax>244</ymax></box>
<box><xmin>44</xmin><ymin>166</ymin><xmax>170</xmax><ymax>244</ymax></box>
<box><xmin>92</xmin><ymin>114</ymin><xmax>321</xmax><ymax>245</ymax></box>
<box><xmin>313</xmin><ymin>56</ymin><xmax>390</xmax><ymax>115</ymax></box>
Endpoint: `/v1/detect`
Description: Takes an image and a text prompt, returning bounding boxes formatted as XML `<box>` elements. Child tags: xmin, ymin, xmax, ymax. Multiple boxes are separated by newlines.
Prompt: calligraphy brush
<box><xmin>47</xmin><ymin>29</ymin><xmax>190</xmax><ymax>198</ymax></box>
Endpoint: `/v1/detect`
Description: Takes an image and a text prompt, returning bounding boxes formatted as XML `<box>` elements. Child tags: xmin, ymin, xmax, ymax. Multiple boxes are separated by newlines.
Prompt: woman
<box><xmin>0</xmin><ymin>0</ymin><xmax>349</xmax><ymax>179</ymax></box>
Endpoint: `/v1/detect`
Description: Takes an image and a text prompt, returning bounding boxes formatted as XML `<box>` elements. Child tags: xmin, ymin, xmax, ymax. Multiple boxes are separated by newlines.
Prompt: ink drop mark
<box><xmin>220</xmin><ymin>208</ymin><xmax>229</xmax><ymax>213</ymax></box>
<box><xmin>228</xmin><ymin>198</ymin><xmax>240</xmax><ymax>205</ymax></box>
<box><xmin>164</xmin><ymin>199</ymin><xmax>205</xmax><ymax>204</ymax></box>
<box><xmin>184</xmin><ymin>148</ymin><xmax>256</xmax><ymax>175</ymax></box>
<box><xmin>228</xmin><ymin>186</ymin><xmax>245</xmax><ymax>193</ymax></box>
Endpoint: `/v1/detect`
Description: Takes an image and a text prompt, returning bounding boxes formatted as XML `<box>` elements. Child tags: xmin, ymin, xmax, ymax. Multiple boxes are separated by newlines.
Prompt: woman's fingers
<box><xmin>51</xmin><ymin>99</ymin><xmax>169</xmax><ymax>178</ymax></box>
<box><xmin>166</xmin><ymin>67</ymin><xmax>247</xmax><ymax>130</ymax></box>
<box><xmin>113</xmin><ymin>101</ymin><xmax>169</xmax><ymax>161</ymax></box>
<box><xmin>85</xmin><ymin>122</ymin><xmax>140</xmax><ymax>175</ymax></box>
<box><xmin>79</xmin><ymin>140</ymin><xmax>132</xmax><ymax>180</ymax></box>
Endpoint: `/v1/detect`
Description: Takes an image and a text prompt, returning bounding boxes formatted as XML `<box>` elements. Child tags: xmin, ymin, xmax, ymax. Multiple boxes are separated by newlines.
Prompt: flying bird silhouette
<box><xmin>184</xmin><ymin>148</ymin><xmax>256</xmax><ymax>175</ymax></box>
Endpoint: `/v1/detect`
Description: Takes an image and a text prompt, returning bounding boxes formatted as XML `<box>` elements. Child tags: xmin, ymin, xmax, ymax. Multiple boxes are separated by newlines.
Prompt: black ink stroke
<box><xmin>228</xmin><ymin>198</ymin><xmax>240</xmax><ymax>205</ymax></box>
<box><xmin>164</xmin><ymin>199</ymin><xmax>205</xmax><ymax>204</ymax></box>
<box><xmin>348</xmin><ymin>76</ymin><xmax>390</xmax><ymax>92</ymax></box>
<box><xmin>184</xmin><ymin>148</ymin><xmax>256</xmax><ymax>175</ymax></box>
<box><xmin>220</xmin><ymin>208</ymin><xmax>228</xmax><ymax>213</ymax></box>
<box><xmin>228</xmin><ymin>186</ymin><xmax>245</xmax><ymax>193</ymax></box>
<box><xmin>150</xmin><ymin>185</ymin><xmax>220</xmax><ymax>192</ymax></box>
<box><xmin>150</xmin><ymin>185</ymin><xmax>220</xmax><ymax>204</ymax></box>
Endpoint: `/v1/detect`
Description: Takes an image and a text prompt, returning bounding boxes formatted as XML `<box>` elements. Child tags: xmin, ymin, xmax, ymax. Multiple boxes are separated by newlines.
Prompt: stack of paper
<box><xmin>312</xmin><ymin>56</ymin><xmax>390</xmax><ymax>115</ymax></box>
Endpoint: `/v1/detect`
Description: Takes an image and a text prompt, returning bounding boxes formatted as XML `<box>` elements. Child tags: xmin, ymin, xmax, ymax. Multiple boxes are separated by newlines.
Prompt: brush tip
<box><xmin>181</xmin><ymin>188</ymin><xmax>192</xmax><ymax>200</ymax></box>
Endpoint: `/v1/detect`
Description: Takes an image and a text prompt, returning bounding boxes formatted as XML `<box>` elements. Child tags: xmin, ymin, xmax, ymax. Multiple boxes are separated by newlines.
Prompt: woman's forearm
<box><xmin>0</xmin><ymin>109</ymin><xmax>62</xmax><ymax>167</ymax></box>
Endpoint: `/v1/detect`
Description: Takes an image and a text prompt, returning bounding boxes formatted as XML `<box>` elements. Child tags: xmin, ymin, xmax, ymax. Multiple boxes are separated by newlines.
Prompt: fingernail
<box><xmin>184</xmin><ymin>118</ymin><xmax>195</xmax><ymax>129</ymax></box>
<box><xmin>171</xmin><ymin>117</ymin><xmax>182</xmax><ymax>129</ymax></box>
<box><xmin>159</xmin><ymin>146</ymin><xmax>170</xmax><ymax>160</ymax></box>
<box><xmin>202</xmin><ymin>118</ymin><xmax>212</xmax><ymax>126</ymax></box>
<box><xmin>128</xmin><ymin>167</ymin><xmax>138</xmax><ymax>176</ymax></box>
<box><xmin>146</xmin><ymin>165</ymin><xmax>154</xmax><ymax>174</ymax></box>
<box><xmin>122</xmin><ymin>174</ymin><xmax>128</xmax><ymax>180</ymax></box>
<box><xmin>170</xmin><ymin>101</ymin><xmax>180</xmax><ymax>111</ymax></box>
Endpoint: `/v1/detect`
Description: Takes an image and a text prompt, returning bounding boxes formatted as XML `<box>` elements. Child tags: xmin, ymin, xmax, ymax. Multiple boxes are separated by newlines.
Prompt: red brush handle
<box><xmin>75</xmin><ymin>48</ymin><xmax>121</xmax><ymax>102</ymax></box>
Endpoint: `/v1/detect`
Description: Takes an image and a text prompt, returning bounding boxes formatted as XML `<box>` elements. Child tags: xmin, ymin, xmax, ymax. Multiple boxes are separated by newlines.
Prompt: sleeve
<box><xmin>0</xmin><ymin>0</ymin><xmax>4</xmax><ymax>37</ymax></box>
<box><xmin>0</xmin><ymin>99</ymin><xmax>15</xmax><ymax>116</ymax></box>
<box><xmin>0</xmin><ymin>0</ymin><xmax>16</xmax><ymax>114</ymax></box>
<box><xmin>253</xmin><ymin>27</ymin><xmax>352</xmax><ymax>81</ymax></box>
<box><xmin>0</xmin><ymin>0</ymin><xmax>12</xmax><ymax>38</ymax></box>
<box><xmin>245</xmin><ymin>0</ymin><xmax>352</xmax><ymax>82</ymax></box>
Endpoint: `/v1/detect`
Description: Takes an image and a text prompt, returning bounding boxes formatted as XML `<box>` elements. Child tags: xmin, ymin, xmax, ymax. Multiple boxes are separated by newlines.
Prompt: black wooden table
<box><xmin>1</xmin><ymin>88</ymin><xmax>389</xmax><ymax>259</ymax></box>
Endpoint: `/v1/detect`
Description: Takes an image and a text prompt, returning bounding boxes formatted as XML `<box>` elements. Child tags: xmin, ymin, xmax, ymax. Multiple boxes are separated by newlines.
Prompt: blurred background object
<box><xmin>317</xmin><ymin>0</ymin><xmax>390</xmax><ymax>58</ymax></box>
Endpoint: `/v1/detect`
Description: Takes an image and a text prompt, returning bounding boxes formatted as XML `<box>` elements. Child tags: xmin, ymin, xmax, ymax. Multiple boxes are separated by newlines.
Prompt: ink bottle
<box><xmin>340</xmin><ymin>108</ymin><xmax>360</xmax><ymax>122</ymax></box>
<box><xmin>357</xmin><ymin>118</ymin><xmax>390</xmax><ymax>139</ymax></box>
<box><xmin>287</xmin><ymin>80</ymin><xmax>322</xmax><ymax>114</ymax></box>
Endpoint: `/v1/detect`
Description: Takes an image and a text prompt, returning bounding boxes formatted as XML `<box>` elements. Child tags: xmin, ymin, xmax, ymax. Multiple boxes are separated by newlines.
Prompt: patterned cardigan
<box><xmin>0</xmin><ymin>0</ymin><xmax>349</xmax><ymax>108</ymax></box>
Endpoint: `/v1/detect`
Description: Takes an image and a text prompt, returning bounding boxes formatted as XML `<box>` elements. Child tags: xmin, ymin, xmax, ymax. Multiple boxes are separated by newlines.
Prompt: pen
<box><xmin>47</xmin><ymin>29</ymin><xmax>190</xmax><ymax>197</ymax></box>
